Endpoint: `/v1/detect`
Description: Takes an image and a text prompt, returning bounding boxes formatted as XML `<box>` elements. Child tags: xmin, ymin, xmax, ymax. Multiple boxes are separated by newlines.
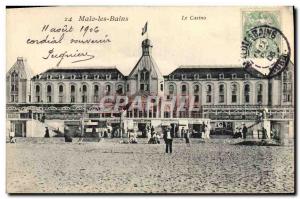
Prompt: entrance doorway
<box><xmin>137</xmin><ymin>122</ymin><xmax>151</xmax><ymax>138</ymax></box>
<box><xmin>12</xmin><ymin>121</ymin><xmax>26</xmax><ymax>137</ymax></box>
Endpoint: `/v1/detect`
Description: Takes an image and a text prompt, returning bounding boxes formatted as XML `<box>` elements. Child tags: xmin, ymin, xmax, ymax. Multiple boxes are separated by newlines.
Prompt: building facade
<box><xmin>6</xmin><ymin>39</ymin><xmax>294</xmax><ymax>141</ymax></box>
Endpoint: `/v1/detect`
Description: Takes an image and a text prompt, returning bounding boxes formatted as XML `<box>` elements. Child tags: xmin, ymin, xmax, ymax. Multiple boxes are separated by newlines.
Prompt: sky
<box><xmin>6</xmin><ymin>6</ymin><xmax>294</xmax><ymax>76</ymax></box>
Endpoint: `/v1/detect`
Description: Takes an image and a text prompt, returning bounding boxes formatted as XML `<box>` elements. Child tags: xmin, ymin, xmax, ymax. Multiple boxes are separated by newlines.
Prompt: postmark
<box><xmin>241</xmin><ymin>25</ymin><xmax>290</xmax><ymax>78</ymax></box>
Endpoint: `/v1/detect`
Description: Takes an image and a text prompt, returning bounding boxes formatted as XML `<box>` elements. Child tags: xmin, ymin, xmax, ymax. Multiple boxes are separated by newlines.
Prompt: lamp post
<box><xmin>119</xmin><ymin>108</ymin><xmax>125</xmax><ymax>138</ymax></box>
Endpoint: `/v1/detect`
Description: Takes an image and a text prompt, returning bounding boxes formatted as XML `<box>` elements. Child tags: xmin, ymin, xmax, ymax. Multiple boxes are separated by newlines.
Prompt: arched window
<box><xmin>257</xmin><ymin>83</ymin><xmax>263</xmax><ymax>104</ymax></box>
<box><xmin>59</xmin><ymin>85</ymin><xmax>63</xmax><ymax>93</ymax></box>
<box><xmin>46</xmin><ymin>85</ymin><xmax>52</xmax><ymax>103</ymax></box>
<box><xmin>193</xmin><ymin>85</ymin><xmax>200</xmax><ymax>93</ymax></box>
<box><xmin>169</xmin><ymin>85</ymin><xmax>175</xmax><ymax>95</ymax></box>
<box><xmin>219</xmin><ymin>84</ymin><xmax>225</xmax><ymax>103</ymax></box>
<box><xmin>231</xmin><ymin>84</ymin><xmax>238</xmax><ymax>103</ymax></box>
<box><xmin>36</xmin><ymin>85</ymin><xmax>40</xmax><ymax>93</ymax></box>
<box><xmin>82</xmin><ymin>85</ymin><xmax>88</xmax><ymax>103</ymax></box>
<box><xmin>244</xmin><ymin>84</ymin><xmax>250</xmax><ymax>103</ymax></box>
<box><xmin>181</xmin><ymin>84</ymin><xmax>187</xmax><ymax>95</ymax></box>
<box><xmin>58</xmin><ymin>85</ymin><xmax>64</xmax><ymax>103</ymax></box>
<box><xmin>10</xmin><ymin>72</ymin><xmax>19</xmax><ymax>102</ymax></box>
<box><xmin>94</xmin><ymin>85</ymin><xmax>100</xmax><ymax>103</ymax></box>
<box><xmin>193</xmin><ymin>85</ymin><xmax>200</xmax><ymax>103</ymax></box>
<box><xmin>206</xmin><ymin>84</ymin><xmax>212</xmax><ymax>103</ymax></box>
<box><xmin>106</xmin><ymin>84</ymin><xmax>111</xmax><ymax>95</ymax></box>
<box><xmin>70</xmin><ymin>85</ymin><xmax>76</xmax><ymax>103</ymax></box>
<box><xmin>219</xmin><ymin>73</ymin><xmax>224</xmax><ymax>79</ymax></box>
<box><xmin>35</xmin><ymin>85</ymin><xmax>41</xmax><ymax>102</ymax></box>
<box><xmin>117</xmin><ymin>85</ymin><xmax>123</xmax><ymax>94</ymax></box>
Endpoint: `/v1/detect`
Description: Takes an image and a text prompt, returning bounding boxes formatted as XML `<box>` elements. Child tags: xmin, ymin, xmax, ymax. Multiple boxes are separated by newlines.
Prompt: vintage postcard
<box><xmin>6</xmin><ymin>6</ymin><xmax>295</xmax><ymax>194</ymax></box>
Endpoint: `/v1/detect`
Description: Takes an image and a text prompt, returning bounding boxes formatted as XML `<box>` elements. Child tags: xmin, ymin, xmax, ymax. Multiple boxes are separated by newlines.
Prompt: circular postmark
<box><xmin>241</xmin><ymin>25</ymin><xmax>290</xmax><ymax>78</ymax></box>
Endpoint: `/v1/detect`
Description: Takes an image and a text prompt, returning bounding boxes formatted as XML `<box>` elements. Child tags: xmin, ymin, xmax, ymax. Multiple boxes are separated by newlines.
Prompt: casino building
<box><xmin>6</xmin><ymin>38</ymin><xmax>294</xmax><ymax>142</ymax></box>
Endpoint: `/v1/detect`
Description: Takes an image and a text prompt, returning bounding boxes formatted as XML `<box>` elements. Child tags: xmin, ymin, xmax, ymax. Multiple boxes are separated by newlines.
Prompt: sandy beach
<box><xmin>6</xmin><ymin>139</ymin><xmax>294</xmax><ymax>194</ymax></box>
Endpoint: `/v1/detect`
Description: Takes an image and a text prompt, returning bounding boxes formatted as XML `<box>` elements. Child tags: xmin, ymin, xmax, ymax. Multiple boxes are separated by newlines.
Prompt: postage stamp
<box><xmin>241</xmin><ymin>25</ymin><xmax>291</xmax><ymax>78</ymax></box>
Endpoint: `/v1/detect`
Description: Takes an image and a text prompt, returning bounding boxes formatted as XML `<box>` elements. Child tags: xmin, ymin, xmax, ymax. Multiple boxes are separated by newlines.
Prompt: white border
<box><xmin>0</xmin><ymin>1</ymin><xmax>298</xmax><ymax>199</ymax></box>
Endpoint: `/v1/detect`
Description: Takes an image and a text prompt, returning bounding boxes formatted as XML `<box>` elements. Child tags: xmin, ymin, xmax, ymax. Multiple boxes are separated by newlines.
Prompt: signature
<box><xmin>42</xmin><ymin>48</ymin><xmax>95</xmax><ymax>66</ymax></box>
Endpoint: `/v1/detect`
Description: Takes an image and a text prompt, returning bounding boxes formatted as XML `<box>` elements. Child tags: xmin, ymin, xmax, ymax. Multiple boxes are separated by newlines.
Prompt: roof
<box><xmin>166</xmin><ymin>66</ymin><xmax>249</xmax><ymax>79</ymax></box>
<box><xmin>7</xmin><ymin>57</ymin><xmax>33</xmax><ymax>79</ymax></box>
<box><xmin>32</xmin><ymin>66</ymin><xmax>125</xmax><ymax>80</ymax></box>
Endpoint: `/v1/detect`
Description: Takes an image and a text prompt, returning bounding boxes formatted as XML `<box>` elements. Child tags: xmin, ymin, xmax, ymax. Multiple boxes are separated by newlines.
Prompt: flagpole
<box><xmin>146</xmin><ymin>22</ymin><xmax>149</xmax><ymax>39</ymax></box>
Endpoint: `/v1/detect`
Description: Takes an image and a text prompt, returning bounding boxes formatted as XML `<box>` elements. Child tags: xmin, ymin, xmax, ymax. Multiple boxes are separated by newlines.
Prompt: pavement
<box><xmin>6</xmin><ymin>140</ymin><xmax>294</xmax><ymax>193</ymax></box>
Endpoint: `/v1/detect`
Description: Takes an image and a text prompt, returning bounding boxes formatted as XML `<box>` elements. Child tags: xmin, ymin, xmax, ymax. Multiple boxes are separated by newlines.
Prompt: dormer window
<box><xmin>59</xmin><ymin>74</ymin><xmax>64</xmax><ymax>79</ymax></box>
<box><xmin>194</xmin><ymin>74</ymin><xmax>199</xmax><ymax>80</ymax></box>
<box><xmin>83</xmin><ymin>75</ymin><xmax>88</xmax><ymax>79</ymax></box>
<box><xmin>244</xmin><ymin>74</ymin><xmax>250</xmax><ymax>79</ymax></box>
<box><xmin>181</xmin><ymin>74</ymin><xmax>187</xmax><ymax>80</ymax></box>
<box><xmin>232</xmin><ymin>73</ymin><xmax>237</xmax><ymax>79</ymax></box>
<box><xmin>71</xmin><ymin>75</ymin><xmax>76</xmax><ymax>79</ymax></box>
<box><xmin>219</xmin><ymin>73</ymin><xmax>224</xmax><ymax>79</ymax></box>
<box><xmin>106</xmin><ymin>74</ymin><xmax>111</xmax><ymax>80</ymax></box>
<box><xmin>47</xmin><ymin>75</ymin><xmax>52</xmax><ymax>79</ymax></box>
<box><xmin>207</xmin><ymin>73</ymin><xmax>211</xmax><ymax>79</ymax></box>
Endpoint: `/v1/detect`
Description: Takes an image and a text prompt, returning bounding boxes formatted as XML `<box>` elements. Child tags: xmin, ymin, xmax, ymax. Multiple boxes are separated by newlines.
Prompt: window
<box><xmin>106</xmin><ymin>74</ymin><xmax>111</xmax><ymax>80</ymax></box>
<box><xmin>232</xmin><ymin>73</ymin><xmax>237</xmax><ymax>79</ymax></box>
<box><xmin>35</xmin><ymin>85</ymin><xmax>41</xmax><ymax>102</ymax></box>
<box><xmin>106</xmin><ymin>85</ymin><xmax>111</xmax><ymax>95</ymax></box>
<box><xmin>10</xmin><ymin>71</ymin><xmax>19</xmax><ymax>102</ymax></box>
<box><xmin>169</xmin><ymin>85</ymin><xmax>175</xmax><ymax>95</ymax></box>
<box><xmin>59</xmin><ymin>85</ymin><xmax>64</xmax><ymax>103</ymax></box>
<box><xmin>219</xmin><ymin>73</ymin><xmax>224</xmax><ymax>79</ymax></box>
<box><xmin>206</xmin><ymin>85</ymin><xmax>212</xmax><ymax>103</ymax></box>
<box><xmin>46</xmin><ymin>85</ymin><xmax>52</xmax><ymax>103</ymax></box>
<box><xmin>244</xmin><ymin>84</ymin><xmax>250</xmax><ymax>103</ymax></box>
<box><xmin>160</xmin><ymin>84</ymin><xmax>163</xmax><ymax>91</ymax></box>
<box><xmin>140</xmin><ymin>84</ymin><xmax>144</xmax><ymax>91</ymax></box>
<box><xmin>47</xmin><ymin>85</ymin><xmax>52</xmax><ymax>93</ymax></box>
<box><xmin>94</xmin><ymin>85</ymin><xmax>100</xmax><ymax>103</ymax></box>
<box><xmin>36</xmin><ymin>85</ymin><xmax>40</xmax><ymax>93</ymax></box>
<box><xmin>82</xmin><ymin>85</ymin><xmax>88</xmax><ymax>103</ymax></box>
<box><xmin>59</xmin><ymin>85</ymin><xmax>63</xmax><ymax>93</ymax></box>
<box><xmin>141</xmin><ymin>71</ymin><xmax>149</xmax><ymax>80</ymax></box>
<box><xmin>181</xmin><ymin>84</ymin><xmax>187</xmax><ymax>95</ymax></box>
<box><xmin>194</xmin><ymin>95</ymin><xmax>199</xmax><ymax>103</ymax></box>
<box><xmin>207</xmin><ymin>73</ymin><xmax>211</xmax><ymax>79</ymax></box>
<box><xmin>71</xmin><ymin>85</ymin><xmax>76</xmax><ymax>103</ymax></box>
<box><xmin>231</xmin><ymin>84</ymin><xmax>238</xmax><ymax>103</ymax></box>
<box><xmin>193</xmin><ymin>85</ymin><xmax>200</xmax><ymax>93</ymax></box>
<box><xmin>194</xmin><ymin>74</ymin><xmax>199</xmax><ymax>80</ymax></box>
<box><xmin>117</xmin><ymin>85</ymin><xmax>123</xmax><ymax>94</ymax></box>
<box><xmin>219</xmin><ymin>84</ymin><xmax>225</xmax><ymax>103</ymax></box>
<box><xmin>257</xmin><ymin>84</ymin><xmax>263</xmax><ymax>104</ymax></box>
<box><xmin>244</xmin><ymin>74</ymin><xmax>250</xmax><ymax>79</ymax></box>
<box><xmin>94</xmin><ymin>85</ymin><xmax>99</xmax><ymax>93</ymax></box>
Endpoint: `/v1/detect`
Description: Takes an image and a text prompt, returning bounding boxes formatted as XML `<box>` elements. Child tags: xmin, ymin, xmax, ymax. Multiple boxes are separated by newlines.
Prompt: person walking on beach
<box><xmin>204</xmin><ymin>125</ymin><xmax>210</xmax><ymax>139</ymax></box>
<box><xmin>185</xmin><ymin>128</ymin><xmax>191</xmax><ymax>147</ymax></box>
<box><xmin>242</xmin><ymin>124</ymin><xmax>247</xmax><ymax>139</ymax></box>
<box><xmin>201</xmin><ymin>122</ymin><xmax>205</xmax><ymax>139</ymax></box>
<box><xmin>44</xmin><ymin>127</ymin><xmax>50</xmax><ymax>138</ymax></box>
<box><xmin>181</xmin><ymin>127</ymin><xmax>186</xmax><ymax>138</ymax></box>
<box><xmin>163</xmin><ymin>127</ymin><xmax>174</xmax><ymax>153</ymax></box>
